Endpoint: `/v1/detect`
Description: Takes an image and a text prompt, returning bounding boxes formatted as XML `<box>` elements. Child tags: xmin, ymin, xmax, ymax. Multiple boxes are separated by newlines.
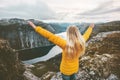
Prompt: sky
<box><xmin>0</xmin><ymin>0</ymin><xmax>120</xmax><ymax>22</ymax></box>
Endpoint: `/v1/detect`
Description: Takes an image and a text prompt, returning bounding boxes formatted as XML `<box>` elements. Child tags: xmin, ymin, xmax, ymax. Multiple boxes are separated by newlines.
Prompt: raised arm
<box><xmin>28</xmin><ymin>21</ymin><xmax>66</xmax><ymax>48</ymax></box>
<box><xmin>83</xmin><ymin>24</ymin><xmax>94</xmax><ymax>42</ymax></box>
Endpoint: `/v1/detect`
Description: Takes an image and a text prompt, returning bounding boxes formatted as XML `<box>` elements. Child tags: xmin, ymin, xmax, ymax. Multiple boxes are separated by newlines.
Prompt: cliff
<box><xmin>92</xmin><ymin>21</ymin><xmax>120</xmax><ymax>37</ymax></box>
<box><xmin>0</xmin><ymin>18</ymin><xmax>120</xmax><ymax>80</ymax></box>
<box><xmin>0</xmin><ymin>18</ymin><xmax>89</xmax><ymax>60</ymax></box>
<box><xmin>0</xmin><ymin>18</ymin><xmax>57</xmax><ymax>60</ymax></box>
<box><xmin>0</xmin><ymin>19</ymin><xmax>120</xmax><ymax>50</ymax></box>
<box><xmin>27</xmin><ymin>21</ymin><xmax>120</xmax><ymax>80</ymax></box>
<box><xmin>0</xmin><ymin>39</ymin><xmax>27</xmax><ymax>80</ymax></box>
<box><xmin>1</xmin><ymin>31</ymin><xmax>119</xmax><ymax>80</ymax></box>
<box><xmin>35</xmin><ymin>31</ymin><xmax>120</xmax><ymax>80</ymax></box>
<box><xmin>0</xmin><ymin>18</ymin><xmax>55</xmax><ymax>50</ymax></box>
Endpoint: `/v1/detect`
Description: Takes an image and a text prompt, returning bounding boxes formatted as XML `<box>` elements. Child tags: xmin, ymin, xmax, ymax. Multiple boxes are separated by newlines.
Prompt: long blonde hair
<box><xmin>65</xmin><ymin>25</ymin><xmax>85</xmax><ymax>59</ymax></box>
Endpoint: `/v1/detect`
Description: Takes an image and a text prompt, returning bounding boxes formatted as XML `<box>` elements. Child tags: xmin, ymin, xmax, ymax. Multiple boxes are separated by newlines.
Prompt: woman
<box><xmin>28</xmin><ymin>21</ymin><xmax>94</xmax><ymax>80</ymax></box>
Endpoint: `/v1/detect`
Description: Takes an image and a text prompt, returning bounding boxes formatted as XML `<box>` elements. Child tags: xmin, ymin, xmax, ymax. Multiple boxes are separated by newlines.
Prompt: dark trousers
<box><xmin>61</xmin><ymin>73</ymin><xmax>76</xmax><ymax>80</ymax></box>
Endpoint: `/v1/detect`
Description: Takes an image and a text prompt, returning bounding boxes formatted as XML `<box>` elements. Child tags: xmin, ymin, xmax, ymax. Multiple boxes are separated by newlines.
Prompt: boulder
<box><xmin>0</xmin><ymin>39</ymin><xmax>27</xmax><ymax>80</ymax></box>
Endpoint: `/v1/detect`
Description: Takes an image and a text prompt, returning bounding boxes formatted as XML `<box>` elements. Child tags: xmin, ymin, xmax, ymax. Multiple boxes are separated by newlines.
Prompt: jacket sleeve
<box><xmin>35</xmin><ymin>26</ymin><xmax>66</xmax><ymax>48</ymax></box>
<box><xmin>83</xmin><ymin>27</ymin><xmax>93</xmax><ymax>42</ymax></box>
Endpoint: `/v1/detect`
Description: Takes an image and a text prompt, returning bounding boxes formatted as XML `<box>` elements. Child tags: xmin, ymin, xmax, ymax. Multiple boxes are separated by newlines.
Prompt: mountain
<box><xmin>0</xmin><ymin>18</ymin><xmax>88</xmax><ymax>49</ymax></box>
<box><xmin>0</xmin><ymin>18</ymin><xmax>55</xmax><ymax>50</ymax></box>
<box><xmin>0</xmin><ymin>18</ymin><xmax>120</xmax><ymax>80</ymax></box>
<box><xmin>0</xmin><ymin>18</ymin><xmax>89</xmax><ymax>60</ymax></box>
<box><xmin>92</xmin><ymin>21</ymin><xmax>120</xmax><ymax>36</ymax></box>
<box><xmin>49</xmin><ymin>22</ymin><xmax>89</xmax><ymax>34</ymax></box>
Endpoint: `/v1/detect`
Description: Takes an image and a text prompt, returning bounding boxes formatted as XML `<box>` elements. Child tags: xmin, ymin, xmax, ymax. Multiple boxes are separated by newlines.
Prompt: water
<box><xmin>22</xmin><ymin>32</ymin><xmax>66</xmax><ymax>64</ymax></box>
<box><xmin>22</xmin><ymin>45</ymin><xmax>62</xmax><ymax>64</ymax></box>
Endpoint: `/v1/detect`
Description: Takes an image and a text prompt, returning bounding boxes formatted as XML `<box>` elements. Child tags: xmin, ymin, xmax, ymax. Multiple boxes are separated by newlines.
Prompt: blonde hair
<box><xmin>65</xmin><ymin>25</ymin><xmax>85</xmax><ymax>59</ymax></box>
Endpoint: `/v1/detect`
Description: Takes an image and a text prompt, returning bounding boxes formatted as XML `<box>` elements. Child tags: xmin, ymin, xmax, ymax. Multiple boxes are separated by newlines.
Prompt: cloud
<box><xmin>0</xmin><ymin>0</ymin><xmax>56</xmax><ymax>19</ymax></box>
<box><xmin>66</xmin><ymin>0</ymin><xmax>120</xmax><ymax>22</ymax></box>
<box><xmin>0</xmin><ymin>0</ymin><xmax>119</xmax><ymax>22</ymax></box>
<box><xmin>79</xmin><ymin>1</ymin><xmax>120</xmax><ymax>16</ymax></box>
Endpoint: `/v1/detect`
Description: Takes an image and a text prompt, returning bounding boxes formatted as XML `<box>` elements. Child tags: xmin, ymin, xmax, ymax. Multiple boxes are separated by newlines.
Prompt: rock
<box><xmin>0</xmin><ymin>39</ymin><xmax>27</xmax><ymax>80</ymax></box>
<box><xmin>107</xmin><ymin>74</ymin><xmax>118</xmax><ymax>80</ymax></box>
<box><xmin>24</xmin><ymin>70</ymin><xmax>40</xmax><ymax>80</ymax></box>
<box><xmin>77</xmin><ymin>54</ymin><xmax>112</xmax><ymax>80</ymax></box>
<box><xmin>92</xmin><ymin>21</ymin><xmax>120</xmax><ymax>37</ymax></box>
<box><xmin>40</xmin><ymin>71</ymin><xmax>56</xmax><ymax>80</ymax></box>
<box><xmin>80</xmin><ymin>31</ymin><xmax>120</xmax><ymax>79</ymax></box>
<box><xmin>24</xmin><ymin>64</ymin><xmax>35</xmax><ymax>69</ymax></box>
<box><xmin>51</xmin><ymin>72</ymin><xmax>62</xmax><ymax>80</ymax></box>
<box><xmin>49</xmin><ymin>31</ymin><xmax>120</xmax><ymax>80</ymax></box>
<box><xmin>0</xmin><ymin>18</ymin><xmax>55</xmax><ymax>50</ymax></box>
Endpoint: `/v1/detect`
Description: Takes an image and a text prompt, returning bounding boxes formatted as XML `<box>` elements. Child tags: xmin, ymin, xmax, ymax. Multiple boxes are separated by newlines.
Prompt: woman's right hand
<box><xmin>28</xmin><ymin>21</ymin><xmax>36</xmax><ymax>29</ymax></box>
<box><xmin>89</xmin><ymin>23</ymin><xmax>95</xmax><ymax>28</ymax></box>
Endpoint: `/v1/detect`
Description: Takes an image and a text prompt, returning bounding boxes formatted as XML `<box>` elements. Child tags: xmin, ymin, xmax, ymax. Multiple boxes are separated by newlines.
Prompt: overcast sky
<box><xmin>0</xmin><ymin>0</ymin><xmax>120</xmax><ymax>22</ymax></box>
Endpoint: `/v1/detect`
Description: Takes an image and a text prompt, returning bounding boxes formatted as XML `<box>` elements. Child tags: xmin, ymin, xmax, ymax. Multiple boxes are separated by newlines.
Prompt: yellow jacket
<box><xmin>35</xmin><ymin>26</ymin><xmax>92</xmax><ymax>75</ymax></box>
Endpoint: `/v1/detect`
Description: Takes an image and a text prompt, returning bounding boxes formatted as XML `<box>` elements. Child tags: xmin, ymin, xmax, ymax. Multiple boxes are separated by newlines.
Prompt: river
<box><xmin>22</xmin><ymin>32</ymin><xmax>66</xmax><ymax>64</ymax></box>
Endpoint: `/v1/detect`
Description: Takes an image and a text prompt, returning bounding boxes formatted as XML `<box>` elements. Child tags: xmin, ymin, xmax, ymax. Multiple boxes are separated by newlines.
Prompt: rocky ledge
<box><xmin>0</xmin><ymin>39</ymin><xmax>27</xmax><ymax>80</ymax></box>
<box><xmin>0</xmin><ymin>30</ymin><xmax>120</xmax><ymax>80</ymax></box>
<box><xmin>30</xmin><ymin>31</ymin><xmax>120</xmax><ymax>80</ymax></box>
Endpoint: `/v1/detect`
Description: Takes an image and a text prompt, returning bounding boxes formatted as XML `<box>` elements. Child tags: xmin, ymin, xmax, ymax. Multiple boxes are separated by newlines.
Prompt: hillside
<box><xmin>0</xmin><ymin>18</ymin><xmax>55</xmax><ymax>50</ymax></box>
<box><xmin>0</xmin><ymin>18</ymin><xmax>120</xmax><ymax>80</ymax></box>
